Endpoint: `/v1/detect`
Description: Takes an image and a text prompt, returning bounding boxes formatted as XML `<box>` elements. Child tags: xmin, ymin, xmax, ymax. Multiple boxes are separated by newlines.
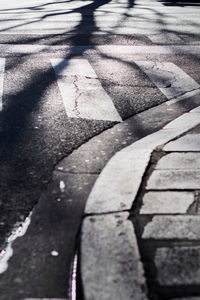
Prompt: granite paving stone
<box><xmin>142</xmin><ymin>216</ymin><xmax>200</xmax><ymax>240</ymax></box>
<box><xmin>146</xmin><ymin>170</ymin><xmax>200</xmax><ymax>190</ymax></box>
<box><xmin>81</xmin><ymin>213</ymin><xmax>148</xmax><ymax>300</ymax></box>
<box><xmin>155</xmin><ymin>246</ymin><xmax>200</xmax><ymax>285</ymax></box>
<box><xmin>190</xmin><ymin>106</ymin><xmax>200</xmax><ymax>113</ymax></box>
<box><xmin>164</xmin><ymin>134</ymin><xmax>200</xmax><ymax>151</ymax></box>
<box><xmin>140</xmin><ymin>191</ymin><xmax>194</xmax><ymax>214</ymax></box>
<box><xmin>155</xmin><ymin>153</ymin><xmax>200</xmax><ymax>170</ymax></box>
<box><xmin>163</xmin><ymin>112</ymin><xmax>200</xmax><ymax>131</ymax></box>
<box><xmin>85</xmin><ymin>149</ymin><xmax>151</xmax><ymax>213</ymax></box>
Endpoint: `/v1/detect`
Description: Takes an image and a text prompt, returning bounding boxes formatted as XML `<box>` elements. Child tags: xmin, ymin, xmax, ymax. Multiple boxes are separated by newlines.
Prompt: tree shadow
<box><xmin>0</xmin><ymin>0</ymin><xmax>137</xmax><ymax>297</ymax></box>
<box><xmin>158</xmin><ymin>0</ymin><xmax>200</xmax><ymax>6</ymax></box>
<box><xmin>0</xmin><ymin>0</ymin><xmax>200</xmax><ymax>297</ymax></box>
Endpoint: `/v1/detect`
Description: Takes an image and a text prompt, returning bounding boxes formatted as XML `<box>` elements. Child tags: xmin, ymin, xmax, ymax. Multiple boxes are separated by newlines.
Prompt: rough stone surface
<box><xmin>155</xmin><ymin>152</ymin><xmax>200</xmax><ymax>170</ymax></box>
<box><xmin>81</xmin><ymin>213</ymin><xmax>148</xmax><ymax>300</ymax></box>
<box><xmin>142</xmin><ymin>216</ymin><xmax>200</xmax><ymax>240</ymax></box>
<box><xmin>164</xmin><ymin>134</ymin><xmax>200</xmax><ymax>151</ymax></box>
<box><xmin>85</xmin><ymin>109</ymin><xmax>200</xmax><ymax>214</ymax></box>
<box><xmin>163</xmin><ymin>113</ymin><xmax>200</xmax><ymax>130</ymax></box>
<box><xmin>140</xmin><ymin>191</ymin><xmax>194</xmax><ymax>214</ymax></box>
<box><xmin>147</xmin><ymin>170</ymin><xmax>200</xmax><ymax>190</ymax></box>
<box><xmin>155</xmin><ymin>246</ymin><xmax>200</xmax><ymax>285</ymax></box>
<box><xmin>128</xmin><ymin>128</ymin><xmax>189</xmax><ymax>151</ymax></box>
<box><xmin>190</xmin><ymin>106</ymin><xmax>200</xmax><ymax>113</ymax></box>
<box><xmin>85</xmin><ymin>149</ymin><xmax>151</xmax><ymax>213</ymax></box>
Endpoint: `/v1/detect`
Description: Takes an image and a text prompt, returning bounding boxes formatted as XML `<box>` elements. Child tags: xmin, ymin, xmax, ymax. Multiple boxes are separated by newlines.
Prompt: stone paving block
<box><xmin>81</xmin><ymin>213</ymin><xmax>147</xmax><ymax>300</ymax></box>
<box><xmin>142</xmin><ymin>216</ymin><xmax>200</xmax><ymax>240</ymax></box>
<box><xmin>128</xmin><ymin>128</ymin><xmax>188</xmax><ymax>151</ymax></box>
<box><xmin>85</xmin><ymin>149</ymin><xmax>151</xmax><ymax>213</ymax></box>
<box><xmin>190</xmin><ymin>106</ymin><xmax>200</xmax><ymax>113</ymax></box>
<box><xmin>163</xmin><ymin>113</ymin><xmax>200</xmax><ymax>130</ymax></box>
<box><xmin>155</xmin><ymin>153</ymin><xmax>200</xmax><ymax>170</ymax></box>
<box><xmin>155</xmin><ymin>246</ymin><xmax>200</xmax><ymax>285</ymax></box>
<box><xmin>147</xmin><ymin>170</ymin><xmax>200</xmax><ymax>190</ymax></box>
<box><xmin>140</xmin><ymin>191</ymin><xmax>194</xmax><ymax>214</ymax></box>
<box><xmin>164</xmin><ymin>134</ymin><xmax>200</xmax><ymax>151</ymax></box>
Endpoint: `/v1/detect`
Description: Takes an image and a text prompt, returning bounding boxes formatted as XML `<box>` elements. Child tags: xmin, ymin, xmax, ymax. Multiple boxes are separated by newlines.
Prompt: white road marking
<box><xmin>0</xmin><ymin>58</ymin><xmax>5</xmax><ymax>111</ymax></box>
<box><xmin>135</xmin><ymin>61</ymin><xmax>200</xmax><ymax>105</ymax></box>
<box><xmin>0</xmin><ymin>44</ymin><xmax>200</xmax><ymax>55</ymax></box>
<box><xmin>148</xmin><ymin>33</ymin><xmax>183</xmax><ymax>44</ymax></box>
<box><xmin>0</xmin><ymin>213</ymin><xmax>32</xmax><ymax>274</ymax></box>
<box><xmin>51</xmin><ymin>58</ymin><xmax>122</xmax><ymax>122</ymax></box>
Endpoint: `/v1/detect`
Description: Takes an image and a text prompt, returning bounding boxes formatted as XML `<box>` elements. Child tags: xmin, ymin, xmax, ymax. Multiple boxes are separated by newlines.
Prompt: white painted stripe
<box><xmin>99</xmin><ymin>45</ymin><xmax>200</xmax><ymax>56</ymax></box>
<box><xmin>0</xmin><ymin>213</ymin><xmax>32</xmax><ymax>274</ymax></box>
<box><xmin>51</xmin><ymin>59</ymin><xmax>122</xmax><ymax>122</ymax></box>
<box><xmin>0</xmin><ymin>58</ymin><xmax>5</xmax><ymax>111</ymax></box>
<box><xmin>0</xmin><ymin>44</ymin><xmax>200</xmax><ymax>55</ymax></box>
<box><xmin>148</xmin><ymin>33</ymin><xmax>183</xmax><ymax>44</ymax></box>
<box><xmin>135</xmin><ymin>61</ymin><xmax>200</xmax><ymax>105</ymax></box>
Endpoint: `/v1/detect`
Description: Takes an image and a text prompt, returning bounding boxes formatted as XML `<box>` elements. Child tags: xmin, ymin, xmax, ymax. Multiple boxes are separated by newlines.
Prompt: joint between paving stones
<box><xmin>79</xmin><ymin>105</ymin><xmax>200</xmax><ymax>300</ymax></box>
<box><xmin>131</xmin><ymin>148</ymin><xmax>165</xmax><ymax>214</ymax></box>
<box><xmin>83</xmin><ymin>209</ymin><xmax>130</xmax><ymax>218</ymax></box>
<box><xmin>129</xmin><ymin>142</ymin><xmax>200</xmax><ymax>298</ymax></box>
<box><xmin>194</xmin><ymin>191</ymin><xmax>200</xmax><ymax>214</ymax></box>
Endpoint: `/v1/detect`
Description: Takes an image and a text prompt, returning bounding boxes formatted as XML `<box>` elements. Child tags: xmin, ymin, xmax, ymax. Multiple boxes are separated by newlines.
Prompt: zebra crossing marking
<box><xmin>51</xmin><ymin>58</ymin><xmax>122</xmax><ymax>122</ymax></box>
<box><xmin>0</xmin><ymin>58</ymin><xmax>5</xmax><ymax>111</ymax></box>
<box><xmin>0</xmin><ymin>56</ymin><xmax>200</xmax><ymax>117</ymax></box>
<box><xmin>135</xmin><ymin>61</ymin><xmax>200</xmax><ymax>105</ymax></box>
<box><xmin>148</xmin><ymin>33</ymin><xmax>183</xmax><ymax>44</ymax></box>
<box><xmin>0</xmin><ymin>44</ymin><xmax>200</xmax><ymax>55</ymax></box>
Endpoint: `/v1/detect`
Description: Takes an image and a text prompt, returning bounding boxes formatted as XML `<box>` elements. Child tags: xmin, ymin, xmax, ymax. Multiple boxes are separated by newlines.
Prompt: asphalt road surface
<box><xmin>0</xmin><ymin>0</ymin><xmax>200</xmax><ymax>299</ymax></box>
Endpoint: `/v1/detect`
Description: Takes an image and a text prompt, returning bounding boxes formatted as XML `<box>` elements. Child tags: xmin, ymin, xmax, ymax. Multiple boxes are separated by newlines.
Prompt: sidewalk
<box><xmin>80</xmin><ymin>106</ymin><xmax>200</xmax><ymax>300</ymax></box>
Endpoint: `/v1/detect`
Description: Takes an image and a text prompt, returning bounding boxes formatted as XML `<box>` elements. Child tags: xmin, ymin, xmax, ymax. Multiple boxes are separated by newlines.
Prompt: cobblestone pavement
<box><xmin>133</xmin><ymin>124</ymin><xmax>200</xmax><ymax>299</ymax></box>
<box><xmin>81</xmin><ymin>106</ymin><xmax>200</xmax><ymax>300</ymax></box>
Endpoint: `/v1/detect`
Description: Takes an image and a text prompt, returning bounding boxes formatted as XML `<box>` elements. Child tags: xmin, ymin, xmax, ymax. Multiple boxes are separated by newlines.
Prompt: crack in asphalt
<box><xmin>72</xmin><ymin>75</ymin><xmax>82</xmax><ymax>118</ymax></box>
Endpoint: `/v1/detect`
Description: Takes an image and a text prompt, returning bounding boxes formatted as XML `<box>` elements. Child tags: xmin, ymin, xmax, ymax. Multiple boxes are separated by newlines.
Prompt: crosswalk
<box><xmin>0</xmin><ymin>0</ymin><xmax>200</xmax><ymax>36</ymax></box>
<box><xmin>0</xmin><ymin>53</ymin><xmax>200</xmax><ymax>122</ymax></box>
<box><xmin>135</xmin><ymin>61</ymin><xmax>200</xmax><ymax>105</ymax></box>
<box><xmin>50</xmin><ymin>58</ymin><xmax>122</xmax><ymax>122</ymax></box>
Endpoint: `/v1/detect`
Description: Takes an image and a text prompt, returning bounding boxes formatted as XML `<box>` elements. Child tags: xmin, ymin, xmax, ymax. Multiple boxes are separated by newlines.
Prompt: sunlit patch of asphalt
<box><xmin>0</xmin><ymin>212</ymin><xmax>32</xmax><ymax>274</ymax></box>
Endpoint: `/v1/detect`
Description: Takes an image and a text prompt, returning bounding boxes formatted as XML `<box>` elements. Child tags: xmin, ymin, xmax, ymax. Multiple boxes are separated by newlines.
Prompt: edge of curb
<box><xmin>80</xmin><ymin>105</ymin><xmax>200</xmax><ymax>300</ymax></box>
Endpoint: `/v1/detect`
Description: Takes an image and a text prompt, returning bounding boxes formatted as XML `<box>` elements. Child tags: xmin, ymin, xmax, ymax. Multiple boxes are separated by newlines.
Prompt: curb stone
<box><xmin>80</xmin><ymin>105</ymin><xmax>200</xmax><ymax>300</ymax></box>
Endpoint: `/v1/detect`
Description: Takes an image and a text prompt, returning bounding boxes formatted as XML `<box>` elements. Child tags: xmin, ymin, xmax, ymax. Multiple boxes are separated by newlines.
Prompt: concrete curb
<box><xmin>80</xmin><ymin>106</ymin><xmax>200</xmax><ymax>300</ymax></box>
